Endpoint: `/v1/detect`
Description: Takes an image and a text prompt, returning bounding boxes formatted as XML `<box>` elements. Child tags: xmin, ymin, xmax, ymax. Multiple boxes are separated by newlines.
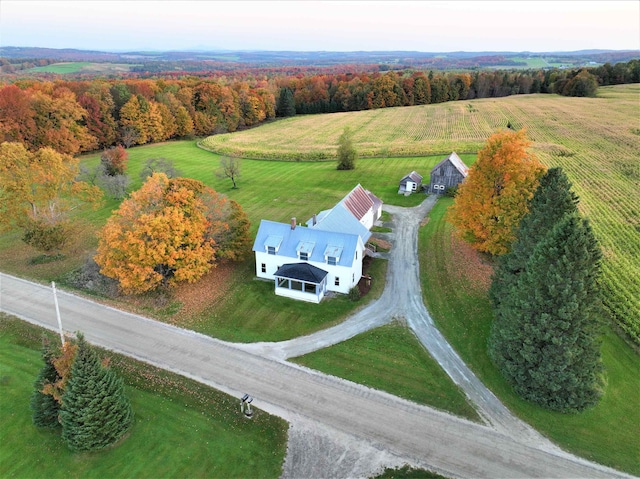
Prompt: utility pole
<box><xmin>51</xmin><ymin>281</ymin><xmax>65</xmax><ymax>346</ymax></box>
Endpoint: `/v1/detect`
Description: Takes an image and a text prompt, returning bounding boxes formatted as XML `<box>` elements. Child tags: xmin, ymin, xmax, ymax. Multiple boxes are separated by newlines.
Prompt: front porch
<box><xmin>274</xmin><ymin>263</ymin><xmax>328</xmax><ymax>303</ymax></box>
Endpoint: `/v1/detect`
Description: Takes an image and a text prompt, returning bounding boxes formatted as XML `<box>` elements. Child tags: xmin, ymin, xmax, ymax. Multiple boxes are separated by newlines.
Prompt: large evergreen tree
<box><xmin>276</xmin><ymin>87</ymin><xmax>296</xmax><ymax>117</ymax></box>
<box><xmin>490</xmin><ymin>167</ymin><xmax>579</xmax><ymax>309</ymax></box>
<box><xmin>30</xmin><ymin>339</ymin><xmax>61</xmax><ymax>429</ymax></box>
<box><xmin>488</xmin><ymin>214</ymin><xmax>603</xmax><ymax>412</ymax></box>
<box><xmin>60</xmin><ymin>334</ymin><xmax>132</xmax><ymax>451</ymax></box>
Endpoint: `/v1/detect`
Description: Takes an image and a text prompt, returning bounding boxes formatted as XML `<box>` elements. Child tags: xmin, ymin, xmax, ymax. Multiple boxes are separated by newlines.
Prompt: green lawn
<box><xmin>0</xmin><ymin>315</ymin><xmax>288</xmax><ymax>478</ymax></box>
<box><xmin>292</xmin><ymin>322</ymin><xmax>480</xmax><ymax>422</ymax></box>
<box><xmin>29</xmin><ymin>62</ymin><xmax>93</xmax><ymax>73</ymax></box>
<box><xmin>419</xmin><ymin>198</ymin><xmax>640</xmax><ymax>476</ymax></box>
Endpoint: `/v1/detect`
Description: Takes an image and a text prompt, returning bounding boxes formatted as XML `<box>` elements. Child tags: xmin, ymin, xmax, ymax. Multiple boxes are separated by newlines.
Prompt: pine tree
<box><xmin>490</xmin><ymin>167</ymin><xmax>579</xmax><ymax>309</ymax></box>
<box><xmin>60</xmin><ymin>334</ymin><xmax>132</xmax><ymax>451</ymax></box>
<box><xmin>30</xmin><ymin>339</ymin><xmax>61</xmax><ymax>429</ymax></box>
<box><xmin>276</xmin><ymin>87</ymin><xmax>296</xmax><ymax>117</ymax></box>
<box><xmin>488</xmin><ymin>214</ymin><xmax>604</xmax><ymax>412</ymax></box>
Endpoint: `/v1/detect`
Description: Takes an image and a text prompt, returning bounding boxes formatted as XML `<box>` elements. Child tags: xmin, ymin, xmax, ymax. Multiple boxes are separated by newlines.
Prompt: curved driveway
<box><xmin>0</xmin><ymin>197</ymin><xmax>632</xmax><ymax>478</ymax></box>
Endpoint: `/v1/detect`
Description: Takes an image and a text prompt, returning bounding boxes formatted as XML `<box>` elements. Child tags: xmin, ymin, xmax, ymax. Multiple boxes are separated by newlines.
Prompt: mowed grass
<box><xmin>292</xmin><ymin>321</ymin><xmax>480</xmax><ymax>422</ymax></box>
<box><xmin>419</xmin><ymin>198</ymin><xmax>640</xmax><ymax>476</ymax></box>
<box><xmin>0</xmin><ymin>315</ymin><xmax>288</xmax><ymax>479</ymax></box>
<box><xmin>28</xmin><ymin>62</ymin><xmax>139</xmax><ymax>74</ymax></box>
<box><xmin>202</xmin><ymin>84</ymin><xmax>640</xmax><ymax>340</ymax></box>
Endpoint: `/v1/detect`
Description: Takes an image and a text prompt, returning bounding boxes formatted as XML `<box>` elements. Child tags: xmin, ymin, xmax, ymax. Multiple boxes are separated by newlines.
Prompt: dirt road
<box><xmin>0</xmin><ymin>266</ymin><xmax>630</xmax><ymax>477</ymax></box>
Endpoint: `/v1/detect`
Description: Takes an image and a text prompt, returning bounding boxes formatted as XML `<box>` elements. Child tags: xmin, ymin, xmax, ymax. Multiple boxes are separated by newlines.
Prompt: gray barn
<box><xmin>428</xmin><ymin>152</ymin><xmax>469</xmax><ymax>194</ymax></box>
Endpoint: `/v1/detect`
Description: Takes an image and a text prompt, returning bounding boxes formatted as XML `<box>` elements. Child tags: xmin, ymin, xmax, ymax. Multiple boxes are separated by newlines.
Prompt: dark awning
<box><xmin>274</xmin><ymin>263</ymin><xmax>328</xmax><ymax>284</ymax></box>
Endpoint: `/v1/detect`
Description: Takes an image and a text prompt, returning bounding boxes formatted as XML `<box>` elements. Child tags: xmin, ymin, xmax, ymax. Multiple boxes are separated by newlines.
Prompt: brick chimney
<box><xmin>291</xmin><ymin>217</ymin><xmax>296</xmax><ymax>230</ymax></box>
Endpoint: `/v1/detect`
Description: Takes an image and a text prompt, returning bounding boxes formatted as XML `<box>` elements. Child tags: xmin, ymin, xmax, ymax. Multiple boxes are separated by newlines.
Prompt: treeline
<box><xmin>1</xmin><ymin>60</ymin><xmax>638</xmax><ymax>155</ymax></box>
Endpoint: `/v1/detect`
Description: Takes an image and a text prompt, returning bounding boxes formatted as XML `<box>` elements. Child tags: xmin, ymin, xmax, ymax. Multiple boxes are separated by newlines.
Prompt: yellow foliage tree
<box><xmin>95</xmin><ymin>173</ymin><xmax>225</xmax><ymax>294</ymax></box>
<box><xmin>0</xmin><ymin>142</ymin><xmax>103</xmax><ymax>251</ymax></box>
<box><xmin>448</xmin><ymin>130</ymin><xmax>546</xmax><ymax>255</ymax></box>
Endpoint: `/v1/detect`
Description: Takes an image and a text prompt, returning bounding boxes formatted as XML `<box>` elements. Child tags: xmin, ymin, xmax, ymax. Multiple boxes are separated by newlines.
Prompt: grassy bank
<box><xmin>0</xmin><ymin>315</ymin><xmax>288</xmax><ymax>478</ymax></box>
<box><xmin>419</xmin><ymin>198</ymin><xmax>640</xmax><ymax>475</ymax></box>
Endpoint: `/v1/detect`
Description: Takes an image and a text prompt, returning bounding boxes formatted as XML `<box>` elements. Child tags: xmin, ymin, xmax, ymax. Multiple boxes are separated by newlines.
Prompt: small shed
<box><xmin>398</xmin><ymin>171</ymin><xmax>423</xmax><ymax>194</ymax></box>
<box><xmin>428</xmin><ymin>152</ymin><xmax>469</xmax><ymax>194</ymax></box>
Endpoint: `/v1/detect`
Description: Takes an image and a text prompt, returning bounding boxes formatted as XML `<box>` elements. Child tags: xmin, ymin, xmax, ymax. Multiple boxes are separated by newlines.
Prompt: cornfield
<box><xmin>202</xmin><ymin>84</ymin><xmax>640</xmax><ymax>342</ymax></box>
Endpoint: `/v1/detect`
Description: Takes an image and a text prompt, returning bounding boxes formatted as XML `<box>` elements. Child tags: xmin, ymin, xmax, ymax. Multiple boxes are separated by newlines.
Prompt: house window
<box><xmin>267</xmin><ymin>246</ymin><xmax>276</xmax><ymax>255</ymax></box>
<box><xmin>261</xmin><ymin>263</ymin><xmax>266</xmax><ymax>273</ymax></box>
<box><xmin>299</xmin><ymin>252</ymin><xmax>309</xmax><ymax>261</ymax></box>
<box><xmin>335</xmin><ymin>277</ymin><xmax>340</xmax><ymax>286</ymax></box>
<box><xmin>352</xmin><ymin>273</ymin><xmax>355</xmax><ymax>283</ymax></box>
<box><xmin>355</xmin><ymin>251</ymin><xmax>358</xmax><ymax>260</ymax></box>
<box><xmin>327</xmin><ymin>256</ymin><xmax>337</xmax><ymax>266</ymax></box>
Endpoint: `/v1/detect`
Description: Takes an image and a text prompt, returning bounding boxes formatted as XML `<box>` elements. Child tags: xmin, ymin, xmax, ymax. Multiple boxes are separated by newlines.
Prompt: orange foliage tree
<box><xmin>448</xmin><ymin>129</ymin><xmax>546</xmax><ymax>255</ymax></box>
<box><xmin>95</xmin><ymin>173</ymin><xmax>248</xmax><ymax>294</ymax></box>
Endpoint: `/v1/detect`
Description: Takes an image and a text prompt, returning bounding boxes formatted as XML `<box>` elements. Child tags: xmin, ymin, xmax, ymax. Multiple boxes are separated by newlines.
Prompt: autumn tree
<box><xmin>60</xmin><ymin>334</ymin><xmax>132</xmax><ymax>451</ymax></box>
<box><xmin>211</xmin><ymin>199</ymin><xmax>252</xmax><ymax>261</ymax></box>
<box><xmin>448</xmin><ymin>130</ymin><xmax>546</xmax><ymax>255</ymax></box>
<box><xmin>336</xmin><ymin>127</ymin><xmax>357</xmax><ymax>170</ymax></box>
<box><xmin>100</xmin><ymin>145</ymin><xmax>128</xmax><ymax>176</ymax></box>
<box><xmin>95</xmin><ymin>174</ymin><xmax>214</xmax><ymax>293</ymax></box>
<box><xmin>139</xmin><ymin>157</ymin><xmax>181</xmax><ymax>181</ymax></box>
<box><xmin>0</xmin><ymin>142</ymin><xmax>102</xmax><ymax>252</ymax></box>
<box><xmin>216</xmin><ymin>156</ymin><xmax>241</xmax><ymax>189</ymax></box>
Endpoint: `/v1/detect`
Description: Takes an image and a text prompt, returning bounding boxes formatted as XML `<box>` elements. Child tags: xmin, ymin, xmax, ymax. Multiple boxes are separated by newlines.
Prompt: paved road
<box><xmin>0</xmin><ymin>276</ymin><xmax>630</xmax><ymax>475</ymax></box>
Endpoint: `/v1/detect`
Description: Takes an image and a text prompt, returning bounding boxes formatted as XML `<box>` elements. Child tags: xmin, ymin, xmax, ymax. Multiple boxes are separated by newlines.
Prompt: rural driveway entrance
<box><xmin>0</xmin><ymin>205</ymin><xmax>631</xmax><ymax>479</ymax></box>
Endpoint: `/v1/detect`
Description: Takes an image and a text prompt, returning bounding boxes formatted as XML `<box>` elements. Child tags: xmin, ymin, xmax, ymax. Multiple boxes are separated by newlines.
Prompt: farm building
<box><xmin>428</xmin><ymin>152</ymin><xmax>469</xmax><ymax>194</ymax></box>
<box><xmin>398</xmin><ymin>171</ymin><xmax>423</xmax><ymax>195</ymax></box>
<box><xmin>253</xmin><ymin>185</ymin><xmax>382</xmax><ymax>303</ymax></box>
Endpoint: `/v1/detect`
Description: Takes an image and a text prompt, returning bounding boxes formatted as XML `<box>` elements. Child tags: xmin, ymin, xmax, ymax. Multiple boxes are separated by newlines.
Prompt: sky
<box><xmin>1</xmin><ymin>1</ymin><xmax>639</xmax><ymax>53</ymax></box>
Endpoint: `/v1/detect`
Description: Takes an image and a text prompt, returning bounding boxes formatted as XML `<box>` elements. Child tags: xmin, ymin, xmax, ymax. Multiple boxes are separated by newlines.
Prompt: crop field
<box><xmin>203</xmin><ymin>84</ymin><xmax>640</xmax><ymax>341</ymax></box>
<box><xmin>28</xmin><ymin>62</ymin><xmax>140</xmax><ymax>74</ymax></box>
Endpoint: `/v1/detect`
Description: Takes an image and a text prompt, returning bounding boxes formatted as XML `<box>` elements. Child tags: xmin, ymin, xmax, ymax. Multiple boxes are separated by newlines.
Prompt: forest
<box><xmin>1</xmin><ymin>59</ymin><xmax>638</xmax><ymax>156</ymax></box>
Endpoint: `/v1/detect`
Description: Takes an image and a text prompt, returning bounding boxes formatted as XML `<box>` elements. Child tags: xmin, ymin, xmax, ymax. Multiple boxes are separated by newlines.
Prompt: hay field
<box><xmin>203</xmin><ymin>84</ymin><xmax>640</xmax><ymax>340</ymax></box>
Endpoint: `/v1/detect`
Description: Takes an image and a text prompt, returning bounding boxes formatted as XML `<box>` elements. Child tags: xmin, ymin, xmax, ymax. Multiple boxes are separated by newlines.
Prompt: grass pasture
<box><xmin>419</xmin><ymin>198</ymin><xmax>640</xmax><ymax>476</ymax></box>
<box><xmin>292</xmin><ymin>321</ymin><xmax>480</xmax><ymax>421</ymax></box>
<box><xmin>0</xmin><ymin>315</ymin><xmax>288</xmax><ymax>479</ymax></box>
<box><xmin>202</xmin><ymin>84</ymin><xmax>640</xmax><ymax>342</ymax></box>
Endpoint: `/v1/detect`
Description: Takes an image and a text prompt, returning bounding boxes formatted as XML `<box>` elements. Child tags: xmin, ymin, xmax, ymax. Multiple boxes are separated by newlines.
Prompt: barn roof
<box><xmin>431</xmin><ymin>152</ymin><xmax>469</xmax><ymax>177</ymax></box>
<box><xmin>274</xmin><ymin>263</ymin><xmax>328</xmax><ymax>284</ymax></box>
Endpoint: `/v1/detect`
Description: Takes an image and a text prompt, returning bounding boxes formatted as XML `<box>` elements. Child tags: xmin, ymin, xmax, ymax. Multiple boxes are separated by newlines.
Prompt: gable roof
<box><xmin>308</xmin><ymin>203</ymin><xmax>372</xmax><ymax>243</ymax></box>
<box><xmin>400</xmin><ymin>171</ymin><xmax>423</xmax><ymax>184</ymax></box>
<box><xmin>253</xmin><ymin>220</ymin><xmax>361</xmax><ymax>266</ymax></box>
<box><xmin>340</xmin><ymin>184</ymin><xmax>374</xmax><ymax>221</ymax></box>
<box><xmin>274</xmin><ymin>263</ymin><xmax>328</xmax><ymax>283</ymax></box>
<box><xmin>431</xmin><ymin>152</ymin><xmax>469</xmax><ymax>177</ymax></box>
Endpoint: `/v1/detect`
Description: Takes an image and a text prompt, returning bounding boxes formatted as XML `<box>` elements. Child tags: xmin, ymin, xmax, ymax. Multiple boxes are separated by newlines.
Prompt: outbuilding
<box><xmin>428</xmin><ymin>152</ymin><xmax>469</xmax><ymax>194</ymax></box>
<box><xmin>398</xmin><ymin>171</ymin><xmax>423</xmax><ymax>194</ymax></box>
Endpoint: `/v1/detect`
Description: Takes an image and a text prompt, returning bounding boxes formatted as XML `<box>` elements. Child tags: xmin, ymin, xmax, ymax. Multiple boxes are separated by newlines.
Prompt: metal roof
<box><xmin>253</xmin><ymin>220</ymin><xmax>361</xmax><ymax>266</ymax></box>
<box><xmin>431</xmin><ymin>152</ymin><xmax>469</xmax><ymax>177</ymax></box>
<box><xmin>308</xmin><ymin>203</ymin><xmax>371</xmax><ymax>243</ymax></box>
<box><xmin>400</xmin><ymin>171</ymin><xmax>423</xmax><ymax>184</ymax></box>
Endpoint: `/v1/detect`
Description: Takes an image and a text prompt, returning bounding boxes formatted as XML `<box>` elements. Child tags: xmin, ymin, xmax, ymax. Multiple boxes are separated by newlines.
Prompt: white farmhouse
<box><xmin>253</xmin><ymin>185</ymin><xmax>382</xmax><ymax>303</ymax></box>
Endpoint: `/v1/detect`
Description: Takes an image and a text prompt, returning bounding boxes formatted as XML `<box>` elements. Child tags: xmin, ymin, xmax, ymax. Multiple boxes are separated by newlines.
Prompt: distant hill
<box><xmin>1</xmin><ymin>46</ymin><xmax>638</xmax><ymax>70</ymax></box>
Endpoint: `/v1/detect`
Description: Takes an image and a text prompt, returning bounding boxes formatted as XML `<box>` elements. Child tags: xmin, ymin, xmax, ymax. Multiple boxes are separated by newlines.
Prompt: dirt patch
<box><xmin>448</xmin><ymin>233</ymin><xmax>493</xmax><ymax>293</ymax></box>
<box><xmin>368</xmin><ymin>237</ymin><xmax>392</xmax><ymax>251</ymax></box>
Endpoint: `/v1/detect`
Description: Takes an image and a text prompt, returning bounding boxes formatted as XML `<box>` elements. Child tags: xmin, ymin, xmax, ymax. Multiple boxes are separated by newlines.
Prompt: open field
<box><xmin>202</xmin><ymin>84</ymin><xmax>640</xmax><ymax>342</ymax></box>
<box><xmin>419</xmin><ymin>198</ymin><xmax>640</xmax><ymax>476</ymax></box>
<box><xmin>28</xmin><ymin>62</ymin><xmax>141</xmax><ymax>74</ymax></box>
<box><xmin>292</xmin><ymin>321</ymin><xmax>480</xmax><ymax>422</ymax></box>
<box><xmin>0</xmin><ymin>315</ymin><xmax>288</xmax><ymax>478</ymax></box>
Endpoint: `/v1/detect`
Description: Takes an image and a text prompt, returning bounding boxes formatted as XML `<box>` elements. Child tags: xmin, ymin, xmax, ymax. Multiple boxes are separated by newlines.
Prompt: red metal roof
<box><xmin>341</xmin><ymin>184</ymin><xmax>374</xmax><ymax>221</ymax></box>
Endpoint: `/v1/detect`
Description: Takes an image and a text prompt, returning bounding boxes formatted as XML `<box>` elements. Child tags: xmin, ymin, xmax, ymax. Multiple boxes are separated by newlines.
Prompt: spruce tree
<box><xmin>276</xmin><ymin>87</ymin><xmax>296</xmax><ymax>117</ymax></box>
<box><xmin>336</xmin><ymin>127</ymin><xmax>357</xmax><ymax>170</ymax></box>
<box><xmin>490</xmin><ymin>167</ymin><xmax>579</xmax><ymax>309</ymax></box>
<box><xmin>488</xmin><ymin>214</ymin><xmax>603</xmax><ymax>412</ymax></box>
<box><xmin>60</xmin><ymin>334</ymin><xmax>132</xmax><ymax>451</ymax></box>
<box><xmin>30</xmin><ymin>339</ymin><xmax>61</xmax><ymax>428</ymax></box>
